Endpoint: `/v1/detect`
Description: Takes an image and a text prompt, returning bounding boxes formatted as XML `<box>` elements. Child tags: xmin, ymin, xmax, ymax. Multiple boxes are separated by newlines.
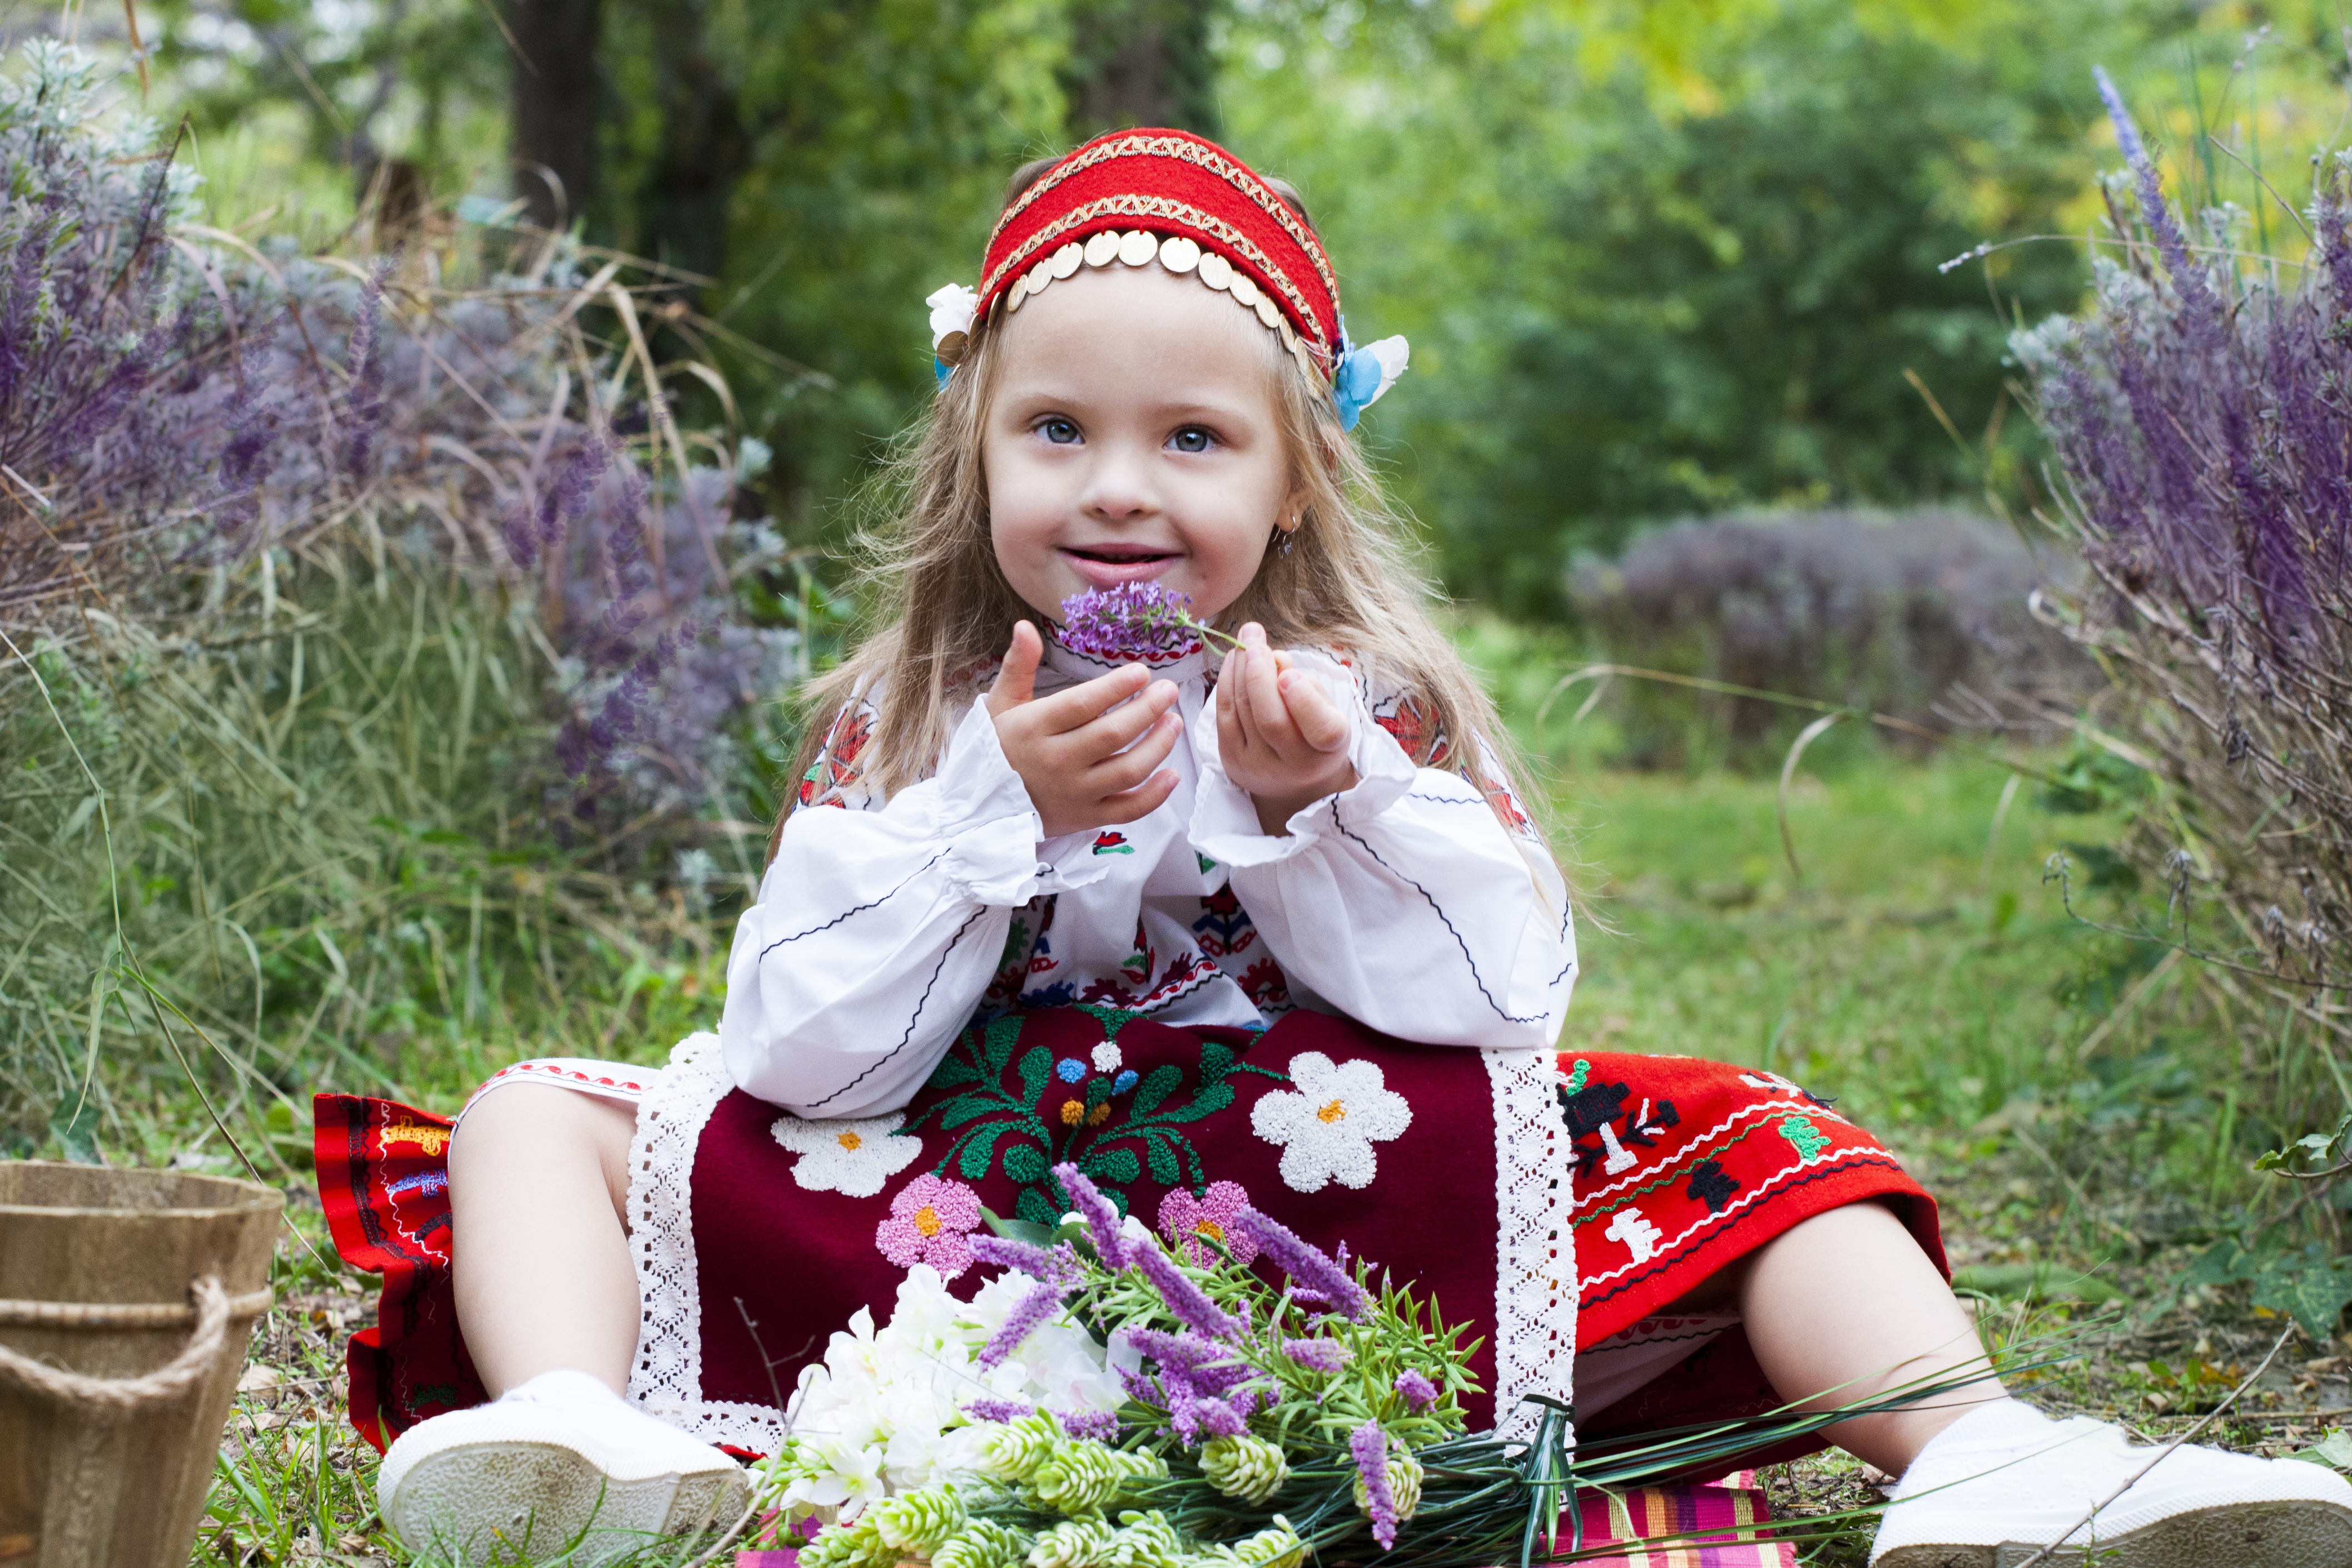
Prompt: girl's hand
<box><xmin>1215</xmin><ymin>623</ymin><xmax>1358</xmax><ymax>836</ymax></box>
<box><xmin>986</xmin><ymin>621</ymin><xmax>1183</xmax><ymax>840</ymax></box>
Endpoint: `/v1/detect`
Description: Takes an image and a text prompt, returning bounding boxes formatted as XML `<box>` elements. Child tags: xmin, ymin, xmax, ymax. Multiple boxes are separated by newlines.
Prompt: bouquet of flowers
<box><xmin>756</xmin><ymin>1164</ymin><xmax>2038</xmax><ymax>1566</ymax></box>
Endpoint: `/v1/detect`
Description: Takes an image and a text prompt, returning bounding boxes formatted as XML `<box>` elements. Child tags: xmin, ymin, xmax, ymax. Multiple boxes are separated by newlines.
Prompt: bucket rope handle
<box><xmin>0</xmin><ymin>1277</ymin><xmax>271</xmax><ymax>1409</ymax></box>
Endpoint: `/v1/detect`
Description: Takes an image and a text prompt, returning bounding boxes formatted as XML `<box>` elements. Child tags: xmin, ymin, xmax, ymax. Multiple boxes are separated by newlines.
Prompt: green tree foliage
<box><xmin>1227</xmin><ymin>0</ymin><xmax>2112</xmax><ymax>615</ymax></box>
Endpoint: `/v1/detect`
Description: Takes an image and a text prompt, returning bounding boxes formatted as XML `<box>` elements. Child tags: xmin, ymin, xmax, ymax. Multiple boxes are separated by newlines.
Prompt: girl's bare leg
<box><xmin>448</xmin><ymin>1084</ymin><xmax>641</xmax><ymax>1396</ymax></box>
<box><xmin>1732</xmin><ymin>1202</ymin><xmax>2004</xmax><ymax>1475</ymax></box>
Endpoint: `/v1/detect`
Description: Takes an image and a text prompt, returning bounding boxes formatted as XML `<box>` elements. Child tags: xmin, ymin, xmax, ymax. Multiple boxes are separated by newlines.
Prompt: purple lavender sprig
<box><xmin>1283</xmin><ymin>1337</ymin><xmax>1351</xmax><ymax>1374</ymax></box>
<box><xmin>1130</xmin><ymin>1234</ymin><xmax>1244</xmax><ymax>1341</ymax></box>
<box><xmin>1351</xmin><ymin>1420</ymin><xmax>1400</xmax><ymax>1550</ymax></box>
<box><xmin>1054</xmin><ymin>1407</ymin><xmax>1120</xmax><ymax>1442</ymax></box>
<box><xmin>1394</xmin><ymin>1368</ymin><xmax>1438</xmax><ymax>1413</ymax></box>
<box><xmin>1230</xmin><ymin>1208</ymin><xmax>1372</xmax><ymax>1321</ymax></box>
<box><xmin>964</xmin><ymin>1397</ymin><xmax>1035</xmax><ymax>1423</ymax></box>
<box><xmin>978</xmin><ymin>1278</ymin><xmax>1066</xmax><ymax>1368</ymax></box>
<box><xmin>1058</xmin><ymin>583</ymin><xmax>1240</xmax><ymax>660</ymax></box>
<box><xmin>1051</xmin><ymin>1163</ymin><xmax>1134</xmax><ymax>1267</ymax></box>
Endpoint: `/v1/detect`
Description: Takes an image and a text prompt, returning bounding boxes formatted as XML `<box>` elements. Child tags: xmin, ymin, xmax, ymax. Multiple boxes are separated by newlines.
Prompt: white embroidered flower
<box><xmin>773</xmin><ymin>1114</ymin><xmax>923</xmax><ymax>1198</ymax></box>
<box><xmin>1250</xmin><ymin>1051</ymin><xmax>1413</xmax><ymax>1193</ymax></box>
<box><xmin>926</xmin><ymin>282</ymin><xmax>978</xmax><ymax>349</ymax></box>
<box><xmin>1091</xmin><ymin>1040</ymin><xmax>1124</xmax><ymax>1073</ymax></box>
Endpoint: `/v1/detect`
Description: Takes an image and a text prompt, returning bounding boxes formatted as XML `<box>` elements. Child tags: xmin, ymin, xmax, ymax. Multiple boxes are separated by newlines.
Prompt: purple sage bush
<box><xmin>2014</xmin><ymin>74</ymin><xmax>2352</xmax><ymax>1016</ymax></box>
<box><xmin>1567</xmin><ymin>507</ymin><xmax>2092</xmax><ymax>770</ymax></box>
<box><xmin>0</xmin><ymin>42</ymin><xmax>805</xmax><ymax>1154</ymax></box>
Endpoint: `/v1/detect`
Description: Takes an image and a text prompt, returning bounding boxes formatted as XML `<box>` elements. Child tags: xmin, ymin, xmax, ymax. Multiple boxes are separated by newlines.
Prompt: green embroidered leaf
<box><xmin>983</xmin><ymin>1013</ymin><xmax>1025</xmax><ymax>1076</ymax></box>
<box><xmin>959</xmin><ymin>1125</ymin><xmax>1006</xmax><ymax>1180</ymax></box>
<box><xmin>2252</xmin><ymin>1245</ymin><xmax>2352</xmax><ymax>1341</ymax></box>
<box><xmin>1078</xmin><ymin>1002</ymin><xmax>1142</xmax><ymax>1039</ymax></box>
<box><xmin>1199</xmin><ymin>1041</ymin><xmax>1235</xmax><ymax>1084</ymax></box>
<box><xmin>929</xmin><ymin>1056</ymin><xmax>984</xmax><ymax>1089</ymax></box>
<box><xmin>1016</xmin><ymin>1045</ymin><xmax>1051</xmax><ymax>1106</ymax></box>
<box><xmin>1003</xmin><ymin>1141</ymin><xmax>1049</xmax><ymax>1185</ymax></box>
<box><xmin>1142</xmin><ymin>1129</ymin><xmax>1179</xmax><ymax>1185</ymax></box>
<box><xmin>1130</xmin><ymin>1064</ymin><xmax>1184</xmax><ymax>1117</ymax></box>
<box><xmin>1082</xmin><ymin>1075</ymin><xmax>1114</xmax><ymax>1111</ymax></box>
<box><xmin>1162</xmin><ymin>1083</ymin><xmax>1235</xmax><ymax>1123</ymax></box>
<box><xmin>1014</xmin><ymin>1185</ymin><xmax>1060</xmax><ymax>1225</ymax></box>
<box><xmin>1084</xmin><ymin>1147</ymin><xmax>1141</xmax><ymax>1185</ymax></box>
<box><xmin>979</xmin><ymin>1206</ymin><xmax>1056</xmax><ymax>1248</ymax></box>
<box><xmin>937</xmin><ymin>1096</ymin><xmax>1005</xmax><ymax>1132</ymax></box>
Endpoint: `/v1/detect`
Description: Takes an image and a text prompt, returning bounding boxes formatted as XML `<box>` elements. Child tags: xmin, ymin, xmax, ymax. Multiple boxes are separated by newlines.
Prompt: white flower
<box><xmin>1250</xmin><ymin>1051</ymin><xmax>1413</xmax><ymax>1193</ymax></box>
<box><xmin>772</xmin><ymin>1114</ymin><xmax>922</xmax><ymax>1197</ymax></box>
<box><xmin>1091</xmin><ymin>1040</ymin><xmax>1123</xmax><ymax>1073</ymax></box>
<box><xmin>926</xmin><ymin>283</ymin><xmax>978</xmax><ymax>349</ymax></box>
<box><xmin>1362</xmin><ymin>335</ymin><xmax>1410</xmax><ymax>402</ymax></box>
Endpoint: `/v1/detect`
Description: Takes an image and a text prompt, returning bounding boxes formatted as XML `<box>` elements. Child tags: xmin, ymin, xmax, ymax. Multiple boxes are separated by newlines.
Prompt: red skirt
<box><xmin>315</xmin><ymin>1010</ymin><xmax>1941</xmax><ymax>1463</ymax></box>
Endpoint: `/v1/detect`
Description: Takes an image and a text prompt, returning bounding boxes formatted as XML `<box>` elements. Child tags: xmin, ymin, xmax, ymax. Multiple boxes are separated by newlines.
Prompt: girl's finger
<box><xmin>1279</xmin><ymin>669</ymin><xmax>1352</xmax><ymax>753</ymax></box>
<box><xmin>984</xmin><ymin>621</ymin><xmax>1044</xmax><ymax>717</ymax></box>
<box><xmin>1223</xmin><ymin>643</ymin><xmax>1262</xmax><ymax>755</ymax></box>
<box><xmin>1095</xmin><ymin>767</ymin><xmax>1181</xmax><ymax>825</ymax></box>
<box><xmin>1089</xmin><ymin>711</ymin><xmax>1182</xmax><ymax>792</ymax></box>
<box><xmin>1029</xmin><ymin>662</ymin><xmax>1152</xmax><ymax>733</ymax></box>
<box><xmin>1215</xmin><ymin>663</ymin><xmax>1249</xmax><ymax>765</ymax></box>
<box><xmin>1071</xmin><ymin>678</ymin><xmax>1179</xmax><ymax>758</ymax></box>
<box><xmin>1243</xmin><ymin>631</ymin><xmax>1294</xmax><ymax>751</ymax></box>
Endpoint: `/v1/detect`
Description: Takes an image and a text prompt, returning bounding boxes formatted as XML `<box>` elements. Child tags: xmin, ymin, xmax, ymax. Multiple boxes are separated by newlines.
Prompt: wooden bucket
<box><xmin>0</xmin><ymin>1162</ymin><xmax>281</xmax><ymax>1568</ymax></box>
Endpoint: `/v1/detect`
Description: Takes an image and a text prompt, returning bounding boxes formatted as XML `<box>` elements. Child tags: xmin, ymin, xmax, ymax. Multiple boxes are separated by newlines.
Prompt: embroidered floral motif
<box><xmin>381</xmin><ymin>1123</ymin><xmax>451</xmax><ymax>1156</ymax></box>
<box><xmin>797</xmin><ymin>706</ymin><xmax>874</xmax><ymax>811</ymax></box>
<box><xmin>1777</xmin><ymin>1114</ymin><xmax>1830</xmax><ymax>1163</ymax></box>
<box><xmin>1091</xmin><ymin>1041</ymin><xmax>1123</xmax><ymax>1073</ymax></box>
<box><xmin>1158</xmin><ymin>1180</ymin><xmax>1258</xmax><ymax>1267</ymax></box>
<box><xmin>982</xmin><ymin>896</ymin><xmax>1061</xmax><ymax>1012</ymax></box>
<box><xmin>1250</xmin><ymin>1051</ymin><xmax>1412</xmax><ymax>1193</ymax></box>
<box><xmin>1686</xmin><ymin>1158</ymin><xmax>1740</xmax><ymax>1213</ymax></box>
<box><xmin>1238</xmin><ymin>957</ymin><xmax>1291</xmax><ymax>1013</ymax></box>
<box><xmin>772</xmin><ymin>1114</ymin><xmax>924</xmax><ymax>1198</ymax></box>
<box><xmin>907</xmin><ymin>1009</ymin><xmax>1284</xmax><ymax>1225</ymax></box>
<box><xmin>1092</xmin><ymin>831</ymin><xmax>1135</xmax><ymax>856</ymax></box>
<box><xmin>875</xmin><ymin>1173</ymin><xmax>983</xmax><ymax>1278</ymax></box>
<box><xmin>1371</xmin><ymin>696</ymin><xmax>1453</xmax><ymax>770</ymax></box>
<box><xmin>1191</xmin><ymin>886</ymin><xmax>1258</xmax><ymax>958</ymax></box>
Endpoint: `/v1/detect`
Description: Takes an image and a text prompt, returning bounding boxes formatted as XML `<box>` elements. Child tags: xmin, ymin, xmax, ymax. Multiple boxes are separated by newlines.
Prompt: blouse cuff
<box><xmin>932</xmin><ymin>702</ymin><xmax>1116</xmax><ymax>903</ymax></box>
<box><xmin>1188</xmin><ymin>649</ymin><xmax>1418</xmax><ymax>868</ymax></box>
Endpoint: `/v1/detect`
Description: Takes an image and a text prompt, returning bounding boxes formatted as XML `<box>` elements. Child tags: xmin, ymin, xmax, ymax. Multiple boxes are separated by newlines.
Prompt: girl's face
<box><xmin>983</xmin><ymin>263</ymin><xmax>1299</xmax><ymax>626</ymax></box>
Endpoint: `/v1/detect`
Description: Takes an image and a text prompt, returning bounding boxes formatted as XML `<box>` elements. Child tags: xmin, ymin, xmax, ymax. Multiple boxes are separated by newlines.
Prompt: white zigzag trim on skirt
<box><xmin>1566</xmin><ymin>1095</ymin><xmax>1855</xmax><ymax>1215</ymax></box>
<box><xmin>1483</xmin><ymin>1046</ymin><xmax>1577</xmax><ymax>1445</ymax></box>
<box><xmin>1578</xmin><ymin>1142</ymin><xmax>1894</xmax><ymax>1293</ymax></box>
<box><xmin>623</xmin><ymin>1031</ymin><xmax>788</xmax><ymax>1451</ymax></box>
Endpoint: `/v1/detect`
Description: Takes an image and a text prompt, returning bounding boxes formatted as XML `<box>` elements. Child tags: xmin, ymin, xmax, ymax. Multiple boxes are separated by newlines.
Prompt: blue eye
<box><xmin>1169</xmin><ymin>426</ymin><xmax>1214</xmax><ymax>454</ymax></box>
<box><xmin>1039</xmin><ymin>418</ymin><xmax>1080</xmax><ymax>445</ymax></box>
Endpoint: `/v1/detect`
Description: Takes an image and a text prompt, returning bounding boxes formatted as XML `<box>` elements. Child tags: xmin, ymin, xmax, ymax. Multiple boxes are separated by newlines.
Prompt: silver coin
<box><xmin>1198</xmin><ymin>251</ymin><xmax>1233</xmax><ymax>290</ymax></box>
<box><xmin>1084</xmin><ymin>231</ymin><xmax>1121</xmax><ymax>267</ymax></box>
<box><xmin>1050</xmin><ymin>242</ymin><xmax>1083</xmax><ymax>279</ymax></box>
<box><xmin>1118</xmin><ymin>230</ymin><xmax>1158</xmax><ymax>267</ymax></box>
<box><xmin>1158</xmin><ymin>235</ymin><xmax>1201</xmax><ymax>273</ymax></box>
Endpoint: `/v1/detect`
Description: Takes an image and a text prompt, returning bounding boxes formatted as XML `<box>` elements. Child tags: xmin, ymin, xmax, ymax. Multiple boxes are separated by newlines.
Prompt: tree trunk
<box><xmin>633</xmin><ymin>0</ymin><xmax>750</xmax><ymax>299</ymax></box>
<box><xmin>509</xmin><ymin>0</ymin><xmax>604</xmax><ymax>232</ymax></box>
<box><xmin>1065</xmin><ymin>0</ymin><xmax>1221</xmax><ymax>139</ymax></box>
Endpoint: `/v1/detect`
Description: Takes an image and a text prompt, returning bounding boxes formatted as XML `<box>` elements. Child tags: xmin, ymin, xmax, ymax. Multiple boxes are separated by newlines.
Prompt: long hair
<box><xmin>774</xmin><ymin>168</ymin><xmax>1544</xmax><ymax>866</ymax></box>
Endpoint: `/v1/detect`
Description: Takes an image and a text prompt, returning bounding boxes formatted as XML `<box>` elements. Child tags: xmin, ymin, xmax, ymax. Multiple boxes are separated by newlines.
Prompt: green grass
<box><xmin>16</xmin><ymin>695</ymin><xmax>2333</xmax><ymax>1560</ymax></box>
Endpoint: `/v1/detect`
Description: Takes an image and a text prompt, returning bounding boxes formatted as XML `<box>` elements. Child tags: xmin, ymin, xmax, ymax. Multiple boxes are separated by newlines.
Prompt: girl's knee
<box><xmin>450</xmin><ymin>1083</ymin><xmax>636</xmax><ymax>1211</ymax></box>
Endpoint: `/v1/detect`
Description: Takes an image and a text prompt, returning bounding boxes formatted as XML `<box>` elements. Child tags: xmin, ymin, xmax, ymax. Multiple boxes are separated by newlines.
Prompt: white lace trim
<box><xmin>1482</xmin><ymin>1045</ymin><xmax>1577</xmax><ymax>1445</ymax></box>
<box><xmin>624</xmin><ymin>1031</ymin><xmax>778</xmax><ymax>1447</ymax></box>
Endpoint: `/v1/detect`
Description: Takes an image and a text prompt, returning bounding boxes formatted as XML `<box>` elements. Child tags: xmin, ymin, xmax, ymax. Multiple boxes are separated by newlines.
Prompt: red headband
<box><xmin>976</xmin><ymin>129</ymin><xmax>1342</xmax><ymax>380</ymax></box>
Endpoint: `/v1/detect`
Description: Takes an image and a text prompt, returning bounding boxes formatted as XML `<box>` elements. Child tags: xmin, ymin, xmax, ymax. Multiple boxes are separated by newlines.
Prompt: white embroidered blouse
<box><xmin>718</xmin><ymin>637</ymin><xmax>1577</xmax><ymax>1118</ymax></box>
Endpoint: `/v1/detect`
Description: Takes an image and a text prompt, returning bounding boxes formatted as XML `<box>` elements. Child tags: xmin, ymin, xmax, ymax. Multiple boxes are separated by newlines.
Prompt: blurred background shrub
<box><xmin>1565</xmin><ymin>508</ymin><xmax>2092</xmax><ymax>770</ymax></box>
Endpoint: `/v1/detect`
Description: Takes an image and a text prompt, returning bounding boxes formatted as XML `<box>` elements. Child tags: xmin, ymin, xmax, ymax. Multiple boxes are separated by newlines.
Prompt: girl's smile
<box><xmin>983</xmin><ymin>263</ymin><xmax>1300</xmax><ymax>624</ymax></box>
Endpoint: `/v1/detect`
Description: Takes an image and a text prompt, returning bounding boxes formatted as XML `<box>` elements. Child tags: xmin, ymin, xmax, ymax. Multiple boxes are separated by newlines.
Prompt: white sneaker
<box><xmin>1872</xmin><ymin>1400</ymin><xmax>2352</xmax><ymax>1567</ymax></box>
<box><xmin>378</xmin><ymin>1370</ymin><xmax>751</xmax><ymax>1566</ymax></box>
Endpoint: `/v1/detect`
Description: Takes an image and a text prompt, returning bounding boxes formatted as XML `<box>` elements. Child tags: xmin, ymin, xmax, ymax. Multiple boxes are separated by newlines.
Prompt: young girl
<box><xmin>316</xmin><ymin>130</ymin><xmax>2350</xmax><ymax>1568</ymax></box>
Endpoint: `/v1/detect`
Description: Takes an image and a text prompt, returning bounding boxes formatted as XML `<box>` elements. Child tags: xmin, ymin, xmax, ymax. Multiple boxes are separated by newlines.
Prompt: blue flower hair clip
<box><xmin>1332</xmin><ymin>318</ymin><xmax>1409</xmax><ymax>431</ymax></box>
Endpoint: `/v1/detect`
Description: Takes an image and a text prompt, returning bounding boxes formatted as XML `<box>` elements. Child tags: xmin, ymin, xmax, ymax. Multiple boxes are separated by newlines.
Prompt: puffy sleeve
<box><xmin>1187</xmin><ymin>653</ymin><xmax>1576</xmax><ymax>1049</ymax></box>
<box><xmin>720</xmin><ymin>699</ymin><xmax>1114</xmax><ymax>1117</ymax></box>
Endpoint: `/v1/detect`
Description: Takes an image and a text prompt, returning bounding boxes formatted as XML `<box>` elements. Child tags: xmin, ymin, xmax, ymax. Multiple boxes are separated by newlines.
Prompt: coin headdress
<box><xmin>925</xmin><ymin>128</ymin><xmax>1407</xmax><ymax>430</ymax></box>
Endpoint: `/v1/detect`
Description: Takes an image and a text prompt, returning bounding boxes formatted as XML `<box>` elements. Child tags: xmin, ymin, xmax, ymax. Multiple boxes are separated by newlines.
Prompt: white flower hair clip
<box><xmin>927</xmin><ymin>282</ymin><xmax>978</xmax><ymax>381</ymax></box>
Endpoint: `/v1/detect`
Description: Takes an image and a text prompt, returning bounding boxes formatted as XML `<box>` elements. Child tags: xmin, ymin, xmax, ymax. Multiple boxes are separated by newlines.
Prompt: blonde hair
<box><xmin>773</xmin><ymin>173</ymin><xmax>1543</xmax><ymax>866</ymax></box>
